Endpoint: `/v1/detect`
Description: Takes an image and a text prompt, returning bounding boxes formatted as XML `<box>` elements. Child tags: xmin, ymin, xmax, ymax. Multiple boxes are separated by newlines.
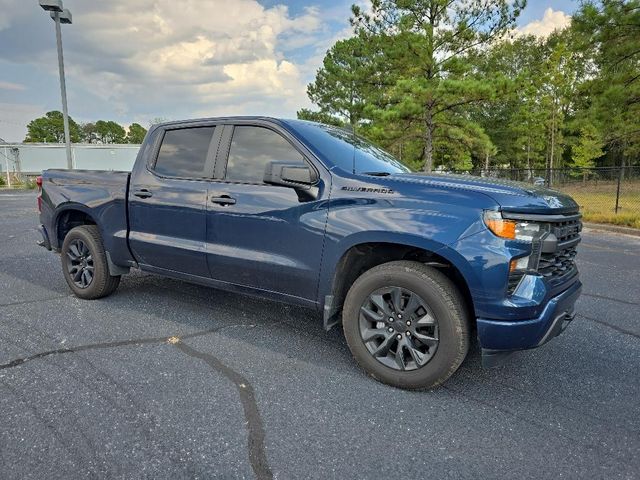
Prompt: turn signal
<box><xmin>484</xmin><ymin>211</ymin><xmax>516</xmax><ymax>240</ymax></box>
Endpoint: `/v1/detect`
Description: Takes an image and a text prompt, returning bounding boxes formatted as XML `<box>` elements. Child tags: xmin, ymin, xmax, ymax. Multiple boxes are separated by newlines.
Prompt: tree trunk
<box><xmin>349</xmin><ymin>84</ymin><xmax>356</xmax><ymax>134</ymax></box>
<box><xmin>422</xmin><ymin>109</ymin><xmax>434</xmax><ymax>173</ymax></box>
<box><xmin>484</xmin><ymin>152</ymin><xmax>489</xmax><ymax>176</ymax></box>
<box><xmin>545</xmin><ymin>145</ymin><xmax>550</xmax><ymax>186</ymax></box>
<box><xmin>549</xmin><ymin>106</ymin><xmax>556</xmax><ymax>187</ymax></box>
<box><xmin>526</xmin><ymin>139</ymin><xmax>532</xmax><ymax>180</ymax></box>
<box><xmin>423</xmin><ymin>130</ymin><xmax>433</xmax><ymax>173</ymax></box>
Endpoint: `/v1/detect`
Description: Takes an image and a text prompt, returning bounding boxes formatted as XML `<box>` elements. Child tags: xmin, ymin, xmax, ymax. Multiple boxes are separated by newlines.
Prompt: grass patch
<box><xmin>558</xmin><ymin>181</ymin><xmax>640</xmax><ymax>229</ymax></box>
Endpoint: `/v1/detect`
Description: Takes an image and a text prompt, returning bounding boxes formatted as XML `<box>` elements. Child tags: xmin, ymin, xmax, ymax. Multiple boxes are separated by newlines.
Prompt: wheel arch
<box><xmin>54</xmin><ymin>204</ymin><xmax>98</xmax><ymax>248</ymax></box>
<box><xmin>323</xmin><ymin>237</ymin><xmax>477</xmax><ymax>330</ymax></box>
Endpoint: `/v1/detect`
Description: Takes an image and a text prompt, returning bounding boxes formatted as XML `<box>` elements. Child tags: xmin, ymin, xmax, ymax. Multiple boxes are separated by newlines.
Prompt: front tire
<box><xmin>61</xmin><ymin>225</ymin><xmax>120</xmax><ymax>299</ymax></box>
<box><xmin>342</xmin><ymin>261</ymin><xmax>469</xmax><ymax>389</ymax></box>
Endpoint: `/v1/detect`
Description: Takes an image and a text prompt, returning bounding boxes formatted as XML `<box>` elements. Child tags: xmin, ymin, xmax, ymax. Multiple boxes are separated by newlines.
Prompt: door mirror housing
<box><xmin>264</xmin><ymin>161</ymin><xmax>317</xmax><ymax>188</ymax></box>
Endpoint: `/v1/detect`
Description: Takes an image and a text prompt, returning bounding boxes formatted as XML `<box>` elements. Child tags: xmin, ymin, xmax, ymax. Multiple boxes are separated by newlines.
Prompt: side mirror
<box><xmin>264</xmin><ymin>161</ymin><xmax>317</xmax><ymax>188</ymax></box>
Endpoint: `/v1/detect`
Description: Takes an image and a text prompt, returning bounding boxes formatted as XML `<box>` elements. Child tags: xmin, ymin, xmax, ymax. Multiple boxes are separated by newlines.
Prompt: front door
<box><xmin>205</xmin><ymin>123</ymin><xmax>329</xmax><ymax>302</ymax></box>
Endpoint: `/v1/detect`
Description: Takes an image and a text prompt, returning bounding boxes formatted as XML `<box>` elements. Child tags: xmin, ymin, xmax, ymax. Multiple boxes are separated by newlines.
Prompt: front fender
<box><xmin>317</xmin><ymin>190</ymin><xmax>493</xmax><ymax>306</ymax></box>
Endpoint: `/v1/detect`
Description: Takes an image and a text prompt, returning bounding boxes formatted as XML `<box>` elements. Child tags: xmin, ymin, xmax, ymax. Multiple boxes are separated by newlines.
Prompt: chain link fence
<box><xmin>466</xmin><ymin>166</ymin><xmax>640</xmax><ymax>228</ymax></box>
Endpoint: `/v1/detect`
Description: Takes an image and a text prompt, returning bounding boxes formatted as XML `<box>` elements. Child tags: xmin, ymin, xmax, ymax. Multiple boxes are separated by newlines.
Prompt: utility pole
<box><xmin>53</xmin><ymin>10</ymin><xmax>72</xmax><ymax>169</ymax></box>
<box><xmin>39</xmin><ymin>0</ymin><xmax>73</xmax><ymax>169</ymax></box>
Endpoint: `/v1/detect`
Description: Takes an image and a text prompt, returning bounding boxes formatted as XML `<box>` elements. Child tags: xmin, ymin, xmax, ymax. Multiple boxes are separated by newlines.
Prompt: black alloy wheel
<box><xmin>65</xmin><ymin>238</ymin><xmax>94</xmax><ymax>289</ymax></box>
<box><xmin>342</xmin><ymin>261</ymin><xmax>470</xmax><ymax>389</ymax></box>
<box><xmin>359</xmin><ymin>286</ymin><xmax>439</xmax><ymax>371</ymax></box>
<box><xmin>60</xmin><ymin>225</ymin><xmax>121</xmax><ymax>299</ymax></box>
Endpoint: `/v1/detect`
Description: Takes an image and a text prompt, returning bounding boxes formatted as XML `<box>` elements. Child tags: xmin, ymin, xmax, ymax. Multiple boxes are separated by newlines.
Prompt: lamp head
<box><xmin>39</xmin><ymin>0</ymin><xmax>63</xmax><ymax>12</ymax></box>
<box><xmin>51</xmin><ymin>8</ymin><xmax>72</xmax><ymax>24</ymax></box>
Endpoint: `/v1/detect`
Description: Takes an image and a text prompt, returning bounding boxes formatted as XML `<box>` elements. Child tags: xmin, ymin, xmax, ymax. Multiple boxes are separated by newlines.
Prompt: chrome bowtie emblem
<box><xmin>543</xmin><ymin>195</ymin><xmax>564</xmax><ymax>209</ymax></box>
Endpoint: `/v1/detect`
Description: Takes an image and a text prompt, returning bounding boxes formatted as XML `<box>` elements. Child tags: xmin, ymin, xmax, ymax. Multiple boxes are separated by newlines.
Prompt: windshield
<box><xmin>286</xmin><ymin>120</ymin><xmax>411</xmax><ymax>175</ymax></box>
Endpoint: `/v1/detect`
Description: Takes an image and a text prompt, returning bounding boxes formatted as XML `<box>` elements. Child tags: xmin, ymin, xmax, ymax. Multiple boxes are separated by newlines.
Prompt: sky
<box><xmin>0</xmin><ymin>0</ymin><xmax>576</xmax><ymax>142</ymax></box>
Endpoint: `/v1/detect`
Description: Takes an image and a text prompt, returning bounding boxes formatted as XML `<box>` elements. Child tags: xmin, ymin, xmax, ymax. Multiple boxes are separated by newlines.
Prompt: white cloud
<box><xmin>0</xmin><ymin>0</ymin><xmax>327</xmax><ymax>123</ymax></box>
<box><xmin>0</xmin><ymin>0</ymin><xmax>15</xmax><ymax>31</ymax></box>
<box><xmin>73</xmin><ymin>1</ymin><xmax>321</xmax><ymax>106</ymax></box>
<box><xmin>518</xmin><ymin>8</ymin><xmax>571</xmax><ymax>38</ymax></box>
<box><xmin>0</xmin><ymin>81</ymin><xmax>25</xmax><ymax>91</ymax></box>
<box><xmin>0</xmin><ymin>0</ymin><xmax>31</xmax><ymax>31</ymax></box>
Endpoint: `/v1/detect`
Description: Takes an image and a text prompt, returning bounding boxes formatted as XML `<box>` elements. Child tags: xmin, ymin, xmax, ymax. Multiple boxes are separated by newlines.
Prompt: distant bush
<box><xmin>3</xmin><ymin>177</ymin><xmax>38</xmax><ymax>189</ymax></box>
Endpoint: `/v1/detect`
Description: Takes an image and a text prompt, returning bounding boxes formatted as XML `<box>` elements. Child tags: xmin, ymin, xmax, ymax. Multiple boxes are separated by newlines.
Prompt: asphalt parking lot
<box><xmin>1</xmin><ymin>190</ymin><xmax>639</xmax><ymax>479</ymax></box>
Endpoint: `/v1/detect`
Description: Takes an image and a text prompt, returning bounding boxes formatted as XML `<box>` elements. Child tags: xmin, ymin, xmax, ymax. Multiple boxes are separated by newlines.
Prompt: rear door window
<box><xmin>154</xmin><ymin>127</ymin><xmax>216</xmax><ymax>178</ymax></box>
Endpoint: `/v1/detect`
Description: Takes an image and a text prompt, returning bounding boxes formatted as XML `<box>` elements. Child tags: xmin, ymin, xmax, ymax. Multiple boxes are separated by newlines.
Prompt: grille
<box><xmin>507</xmin><ymin>215</ymin><xmax>581</xmax><ymax>294</ymax></box>
<box><xmin>551</xmin><ymin>219</ymin><xmax>581</xmax><ymax>245</ymax></box>
<box><xmin>538</xmin><ymin>246</ymin><xmax>578</xmax><ymax>278</ymax></box>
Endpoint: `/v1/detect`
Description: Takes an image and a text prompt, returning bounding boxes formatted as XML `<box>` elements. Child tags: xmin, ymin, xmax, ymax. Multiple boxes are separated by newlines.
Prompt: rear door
<box><xmin>128</xmin><ymin>124</ymin><xmax>220</xmax><ymax>277</ymax></box>
<box><xmin>205</xmin><ymin>122</ymin><xmax>330</xmax><ymax>302</ymax></box>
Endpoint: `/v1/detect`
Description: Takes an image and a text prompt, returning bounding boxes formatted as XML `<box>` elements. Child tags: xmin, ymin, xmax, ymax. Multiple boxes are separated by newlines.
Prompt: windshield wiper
<box><xmin>362</xmin><ymin>171</ymin><xmax>391</xmax><ymax>177</ymax></box>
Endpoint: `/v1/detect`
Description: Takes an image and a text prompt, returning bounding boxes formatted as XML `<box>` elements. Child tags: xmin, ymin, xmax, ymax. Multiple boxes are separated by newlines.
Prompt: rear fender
<box><xmin>53</xmin><ymin>202</ymin><xmax>133</xmax><ymax>268</ymax></box>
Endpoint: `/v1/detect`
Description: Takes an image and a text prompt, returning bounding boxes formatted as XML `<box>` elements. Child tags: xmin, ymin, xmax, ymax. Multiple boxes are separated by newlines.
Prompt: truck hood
<box><xmin>389</xmin><ymin>172</ymin><xmax>579</xmax><ymax>215</ymax></box>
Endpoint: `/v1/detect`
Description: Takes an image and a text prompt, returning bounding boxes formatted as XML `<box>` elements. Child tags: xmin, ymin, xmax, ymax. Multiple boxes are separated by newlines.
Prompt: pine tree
<box><xmin>351</xmin><ymin>0</ymin><xmax>524</xmax><ymax>172</ymax></box>
<box><xmin>305</xmin><ymin>37</ymin><xmax>376</xmax><ymax>132</ymax></box>
<box><xmin>572</xmin><ymin>0</ymin><xmax>640</xmax><ymax>163</ymax></box>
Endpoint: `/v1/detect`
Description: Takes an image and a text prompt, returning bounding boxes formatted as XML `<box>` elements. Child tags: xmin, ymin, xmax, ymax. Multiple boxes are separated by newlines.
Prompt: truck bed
<box><xmin>39</xmin><ymin>169</ymin><xmax>134</xmax><ymax>266</ymax></box>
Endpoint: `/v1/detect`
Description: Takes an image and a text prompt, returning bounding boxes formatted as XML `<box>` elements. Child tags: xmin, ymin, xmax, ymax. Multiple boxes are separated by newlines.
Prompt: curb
<box><xmin>583</xmin><ymin>222</ymin><xmax>640</xmax><ymax>237</ymax></box>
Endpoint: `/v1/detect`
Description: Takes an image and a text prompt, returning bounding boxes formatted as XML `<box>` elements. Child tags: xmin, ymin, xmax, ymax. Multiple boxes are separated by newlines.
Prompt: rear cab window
<box><xmin>154</xmin><ymin>126</ymin><xmax>216</xmax><ymax>178</ymax></box>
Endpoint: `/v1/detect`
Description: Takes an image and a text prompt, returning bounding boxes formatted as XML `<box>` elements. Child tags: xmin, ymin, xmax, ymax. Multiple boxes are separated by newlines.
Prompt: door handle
<box><xmin>133</xmin><ymin>189</ymin><xmax>153</xmax><ymax>199</ymax></box>
<box><xmin>210</xmin><ymin>195</ymin><xmax>236</xmax><ymax>206</ymax></box>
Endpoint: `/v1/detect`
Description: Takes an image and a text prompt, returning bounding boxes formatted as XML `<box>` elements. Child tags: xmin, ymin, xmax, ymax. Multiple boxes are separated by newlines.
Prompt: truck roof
<box><xmin>153</xmin><ymin>116</ymin><xmax>304</xmax><ymax>129</ymax></box>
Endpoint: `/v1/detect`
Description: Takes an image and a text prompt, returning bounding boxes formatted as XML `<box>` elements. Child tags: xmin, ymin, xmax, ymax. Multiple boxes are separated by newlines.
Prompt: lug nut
<box><xmin>406</xmin><ymin>331</ymin><xmax>411</xmax><ymax>336</ymax></box>
<box><xmin>396</xmin><ymin>334</ymin><xmax>402</xmax><ymax>340</ymax></box>
<box><xmin>388</xmin><ymin>327</ymin><xmax>394</xmax><ymax>332</ymax></box>
<box><xmin>406</xmin><ymin>320</ymin><xmax>411</xmax><ymax>326</ymax></box>
<box><xmin>398</xmin><ymin>314</ymin><xmax>402</xmax><ymax>319</ymax></box>
<box><xmin>388</xmin><ymin>317</ymin><xmax>394</xmax><ymax>323</ymax></box>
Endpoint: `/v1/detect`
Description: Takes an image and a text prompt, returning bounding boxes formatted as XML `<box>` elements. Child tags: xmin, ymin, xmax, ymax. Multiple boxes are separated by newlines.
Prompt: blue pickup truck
<box><xmin>37</xmin><ymin>117</ymin><xmax>582</xmax><ymax>389</ymax></box>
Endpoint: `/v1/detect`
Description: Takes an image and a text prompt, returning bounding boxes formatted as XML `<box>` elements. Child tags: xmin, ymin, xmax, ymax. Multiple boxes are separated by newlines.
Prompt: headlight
<box><xmin>484</xmin><ymin>211</ymin><xmax>548</xmax><ymax>242</ymax></box>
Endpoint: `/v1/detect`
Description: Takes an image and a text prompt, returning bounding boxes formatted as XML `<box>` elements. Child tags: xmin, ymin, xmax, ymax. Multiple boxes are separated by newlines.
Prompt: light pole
<box><xmin>39</xmin><ymin>0</ymin><xmax>73</xmax><ymax>169</ymax></box>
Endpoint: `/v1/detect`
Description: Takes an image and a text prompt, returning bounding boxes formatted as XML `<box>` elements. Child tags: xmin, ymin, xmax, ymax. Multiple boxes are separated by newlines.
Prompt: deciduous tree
<box><xmin>126</xmin><ymin>123</ymin><xmax>147</xmax><ymax>144</ymax></box>
<box><xmin>573</xmin><ymin>123</ymin><xmax>604</xmax><ymax>181</ymax></box>
<box><xmin>94</xmin><ymin>120</ymin><xmax>126</xmax><ymax>144</ymax></box>
<box><xmin>24</xmin><ymin>111</ymin><xmax>81</xmax><ymax>143</ymax></box>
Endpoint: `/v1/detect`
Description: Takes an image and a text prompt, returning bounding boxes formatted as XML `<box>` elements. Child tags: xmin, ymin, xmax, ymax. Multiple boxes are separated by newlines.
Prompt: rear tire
<box><xmin>61</xmin><ymin>225</ymin><xmax>120</xmax><ymax>299</ymax></box>
<box><xmin>342</xmin><ymin>260</ymin><xmax>469</xmax><ymax>389</ymax></box>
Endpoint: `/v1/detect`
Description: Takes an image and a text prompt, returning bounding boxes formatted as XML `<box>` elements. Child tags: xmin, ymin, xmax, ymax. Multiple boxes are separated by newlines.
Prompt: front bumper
<box><xmin>477</xmin><ymin>279</ymin><xmax>582</xmax><ymax>367</ymax></box>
